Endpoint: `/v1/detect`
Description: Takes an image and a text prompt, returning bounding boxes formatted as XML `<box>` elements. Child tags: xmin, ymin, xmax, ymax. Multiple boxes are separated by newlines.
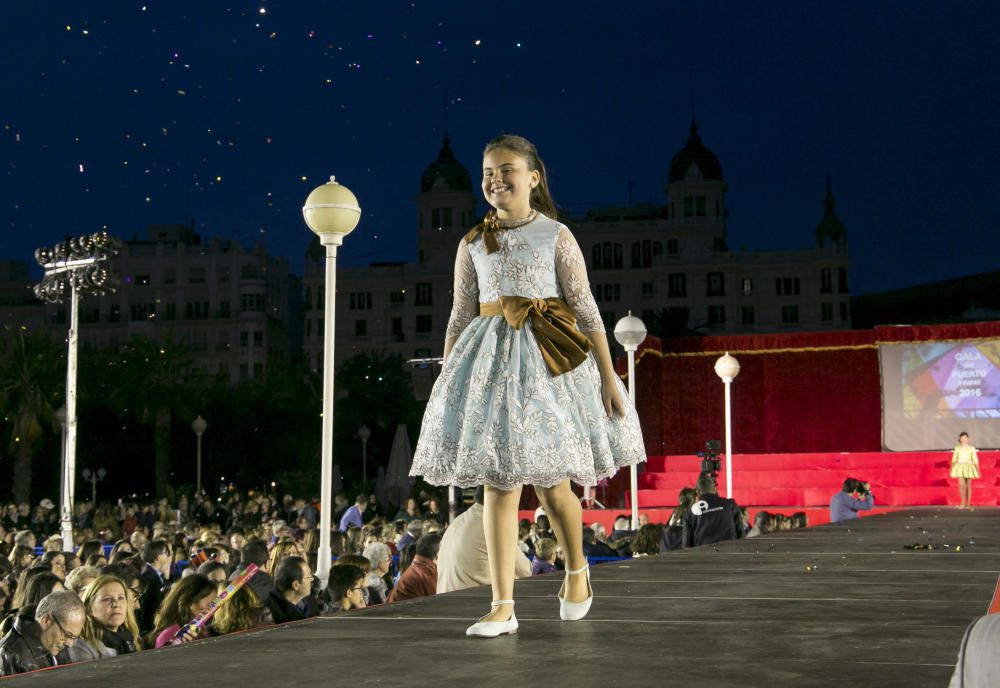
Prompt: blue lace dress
<box><xmin>410</xmin><ymin>213</ymin><xmax>645</xmax><ymax>491</ymax></box>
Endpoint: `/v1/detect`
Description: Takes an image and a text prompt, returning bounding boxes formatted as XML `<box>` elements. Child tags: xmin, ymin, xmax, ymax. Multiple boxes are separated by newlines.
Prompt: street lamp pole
<box><xmin>81</xmin><ymin>467</ymin><xmax>107</xmax><ymax>504</ymax></box>
<box><xmin>613</xmin><ymin>312</ymin><xmax>647</xmax><ymax>530</ymax></box>
<box><xmin>303</xmin><ymin>176</ymin><xmax>361</xmax><ymax>587</ymax></box>
<box><xmin>714</xmin><ymin>353</ymin><xmax>741</xmax><ymax>499</ymax></box>
<box><xmin>358</xmin><ymin>425</ymin><xmax>371</xmax><ymax>485</ymax></box>
<box><xmin>192</xmin><ymin>416</ymin><xmax>207</xmax><ymax>495</ymax></box>
<box><xmin>34</xmin><ymin>232</ymin><xmax>121</xmax><ymax>550</ymax></box>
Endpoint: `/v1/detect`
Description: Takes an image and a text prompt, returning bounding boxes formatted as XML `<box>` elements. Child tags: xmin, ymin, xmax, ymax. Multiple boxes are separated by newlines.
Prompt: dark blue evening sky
<box><xmin>2</xmin><ymin>1</ymin><xmax>998</xmax><ymax>294</ymax></box>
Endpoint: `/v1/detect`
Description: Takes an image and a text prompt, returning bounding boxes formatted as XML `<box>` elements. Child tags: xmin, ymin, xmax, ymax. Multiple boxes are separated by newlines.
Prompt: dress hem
<box><xmin>412</xmin><ymin>455</ymin><xmax>647</xmax><ymax>492</ymax></box>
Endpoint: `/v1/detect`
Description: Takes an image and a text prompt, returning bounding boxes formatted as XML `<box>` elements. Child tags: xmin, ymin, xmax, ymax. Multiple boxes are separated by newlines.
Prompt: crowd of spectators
<box><xmin>0</xmin><ymin>474</ymin><xmax>815</xmax><ymax>675</ymax></box>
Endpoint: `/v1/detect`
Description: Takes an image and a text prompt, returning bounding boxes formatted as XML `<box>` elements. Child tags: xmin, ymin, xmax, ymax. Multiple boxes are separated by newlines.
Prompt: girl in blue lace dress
<box><xmin>410</xmin><ymin>135</ymin><xmax>645</xmax><ymax>637</ymax></box>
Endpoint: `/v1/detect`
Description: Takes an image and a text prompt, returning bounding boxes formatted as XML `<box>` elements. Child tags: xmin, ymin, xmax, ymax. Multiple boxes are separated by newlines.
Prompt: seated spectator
<box><xmin>61</xmin><ymin>574</ymin><xmax>139</xmax><ymax>662</ymax></box>
<box><xmin>387</xmin><ymin>534</ymin><xmax>440</xmax><ymax>603</ymax></box>
<box><xmin>40</xmin><ymin>552</ymin><xmax>67</xmax><ymax>581</ymax></box>
<box><xmin>210</xmin><ymin>585</ymin><xmax>271</xmax><ymax>636</ymax></box>
<box><xmin>77</xmin><ymin>541</ymin><xmax>104</xmax><ymax>566</ymax></box>
<box><xmin>747</xmin><ymin>511</ymin><xmax>773</xmax><ymax>538</ymax></box>
<box><xmin>138</xmin><ymin>540</ymin><xmax>172</xmax><ymax>636</ymax></box>
<box><xmin>395</xmin><ymin>520</ymin><xmax>422</xmax><ymax>553</ymax></box>
<box><xmin>394</xmin><ymin>498</ymin><xmax>421</xmax><ymax>523</ymax></box>
<box><xmin>0</xmin><ymin>591</ymin><xmax>85</xmax><ymax>676</ymax></box>
<box><xmin>320</xmin><ymin>565</ymin><xmax>367</xmax><ymax>615</ymax></box>
<box><xmin>151</xmin><ymin>573</ymin><xmax>217</xmax><ymax>648</ymax></box>
<box><xmin>198</xmin><ymin>561</ymin><xmax>228</xmax><ymax>590</ymax></box>
<box><xmin>362</xmin><ymin>542</ymin><xmax>393</xmax><ymax>604</ymax></box>
<box><xmin>682</xmin><ymin>475</ymin><xmax>744</xmax><ymax>549</ymax></box>
<box><xmin>518</xmin><ymin>519</ymin><xmax>535</xmax><ymax>559</ymax></box>
<box><xmin>265</xmin><ymin>556</ymin><xmax>320</xmax><ymax>624</ymax></box>
<box><xmin>632</xmin><ymin>524</ymin><xmax>663</xmax><ymax>556</ymax></box>
<box><xmin>241</xmin><ymin>540</ymin><xmax>274</xmax><ymax>602</ymax></box>
<box><xmin>3</xmin><ymin>572</ymin><xmax>65</xmax><ymax>635</ymax></box>
<box><xmin>830</xmin><ymin>478</ymin><xmax>874</xmax><ymax>523</ymax></box>
<box><xmin>108</xmin><ymin>541</ymin><xmax>136</xmax><ymax>565</ymax></box>
<box><xmin>582</xmin><ymin>527</ymin><xmax>619</xmax><ymax>559</ymax></box>
<box><xmin>42</xmin><ymin>535</ymin><xmax>63</xmax><ymax>553</ymax></box>
<box><xmin>534</xmin><ymin>514</ymin><xmax>555</xmax><ymax>542</ymax></box>
<box><xmin>396</xmin><ymin>543</ymin><xmax>416</xmax><ymax>578</ymax></box>
<box><xmin>338</xmin><ymin>495</ymin><xmax>368</xmax><ymax>533</ymax></box>
<box><xmin>791</xmin><ymin>512</ymin><xmax>809</xmax><ymax>529</ymax></box>
<box><xmin>64</xmin><ymin>566</ymin><xmax>100</xmax><ymax>595</ymax></box>
<box><xmin>531</xmin><ymin>538</ymin><xmax>558</xmax><ymax>575</ymax></box>
<box><xmin>436</xmin><ymin>487</ymin><xmax>531</xmax><ymax>594</ymax></box>
<box><xmin>423</xmin><ymin>498</ymin><xmax>447</xmax><ymax>527</ymax></box>
<box><xmin>610</xmin><ymin>515</ymin><xmax>633</xmax><ymax>541</ymax></box>
<box><xmin>266</xmin><ymin>538</ymin><xmax>305</xmax><ymax>575</ymax></box>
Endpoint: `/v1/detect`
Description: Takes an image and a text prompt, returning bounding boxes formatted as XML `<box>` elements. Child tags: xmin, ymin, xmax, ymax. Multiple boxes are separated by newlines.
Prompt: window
<box><xmin>241</xmin><ymin>264</ymin><xmax>259</xmax><ymax>279</ymax></box>
<box><xmin>240</xmin><ymin>331</ymin><xmax>249</xmax><ymax>348</ymax></box>
<box><xmin>838</xmin><ymin>268</ymin><xmax>849</xmax><ymax>294</ymax></box>
<box><xmin>741</xmin><ymin>306</ymin><xmax>755</xmax><ymax>326</ymax></box>
<box><xmin>707</xmin><ymin>272</ymin><xmax>725</xmax><ymax>297</ymax></box>
<box><xmin>392</xmin><ymin>317</ymin><xmax>404</xmax><ymax>342</ymax></box>
<box><xmin>592</xmin><ymin>242</ymin><xmax>622</xmax><ymax>270</ymax></box>
<box><xmin>696</xmin><ymin>196</ymin><xmax>706</xmax><ymax>217</ymax></box>
<box><xmin>163</xmin><ymin>303</ymin><xmax>176</xmax><ymax>320</ymax></box>
<box><xmin>108</xmin><ymin>305</ymin><xmax>120</xmax><ymax>323</ymax></box>
<box><xmin>683</xmin><ymin>196</ymin><xmax>694</xmax><ymax>217</ymax></box>
<box><xmin>416</xmin><ymin>314</ymin><xmax>433</xmax><ymax>334</ymax></box>
<box><xmin>163</xmin><ymin>268</ymin><xmax>176</xmax><ymax>285</ymax></box>
<box><xmin>189</xmin><ymin>267</ymin><xmax>206</xmax><ymax>284</ymax></box>
<box><xmin>390</xmin><ymin>289</ymin><xmax>405</xmax><ymax>305</ymax></box>
<box><xmin>253</xmin><ymin>363</ymin><xmax>263</xmax><ymax>379</ymax></box>
<box><xmin>666</xmin><ymin>239</ymin><xmax>679</xmax><ymax>255</ymax></box>
<box><xmin>840</xmin><ymin>301</ymin><xmax>850</xmax><ymax>321</ymax></box>
<box><xmin>431</xmin><ymin>208</ymin><xmax>441</xmax><ymax>227</ymax></box>
<box><xmin>253</xmin><ymin>331</ymin><xmax>263</xmax><ymax>346</ymax></box>
<box><xmin>354</xmin><ymin>319</ymin><xmax>367</xmax><ymax>337</ymax></box>
<box><xmin>821</xmin><ymin>302</ymin><xmax>834</xmax><ymax>321</ymax></box>
<box><xmin>416</xmin><ymin>283</ymin><xmax>432</xmax><ymax>307</ymax></box>
<box><xmin>630</xmin><ymin>240</ymin><xmax>662</xmax><ymax>268</ymax></box>
<box><xmin>81</xmin><ymin>307</ymin><xmax>100</xmax><ymax>324</ymax></box>
<box><xmin>443</xmin><ymin>208</ymin><xmax>453</xmax><ymax>227</ymax></box>
<box><xmin>782</xmin><ymin>305</ymin><xmax>800</xmax><ymax>324</ymax></box>
<box><xmin>135</xmin><ymin>275</ymin><xmax>151</xmax><ymax>286</ymax></box>
<box><xmin>218</xmin><ymin>301</ymin><xmax>231</xmax><ymax>318</ymax></box>
<box><xmin>240</xmin><ymin>294</ymin><xmax>266</xmax><ymax>312</ymax></box>
<box><xmin>129</xmin><ymin>303</ymin><xmax>154</xmax><ymax>321</ymax></box>
<box><xmin>742</xmin><ymin>278</ymin><xmax>753</xmax><ymax>296</ymax></box>
<box><xmin>641</xmin><ymin>282</ymin><xmax>655</xmax><ymax>297</ymax></box>
<box><xmin>820</xmin><ymin>268</ymin><xmax>832</xmax><ymax>294</ymax></box>
<box><xmin>218</xmin><ymin>267</ymin><xmax>230</xmax><ymax>283</ymax></box>
<box><xmin>185</xmin><ymin>301</ymin><xmax>210</xmax><ymax>319</ymax></box>
<box><xmin>305</xmin><ymin>319</ymin><xmax>312</xmax><ymax>337</ymax></box>
<box><xmin>668</xmin><ymin>273</ymin><xmax>687</xmax><ymax>298</ymax></box>
<box><xmin>712</xmin><ymin>237</ymin><xmax>726</xmax><ymax>252</ymax></box>
<box><xmin>240</xmin><ymin>363</ymin><xmax>249</xmax><ymax>380</ymax></box>
<box><xmin>304</xmin><ymin>288</ymin><xmax>313</xmax><ymax>310</ymax></box>
<box><xmin>708</xmin><ymin>305</ymin><xmax>726</xmax><ymax>325</ymax></box>
<box><xmin>776</xmin><ymin>277</ymin><xmax>801</xmax><ymax>296</ymax></box>
<box><xmin>350</xmin><ymin>292</ymin><xmax>372</xmax><ymax>310</ymax></box>
<box><xmin>605</xmin><ymin>284</ymin><xmax>620</xmax><ymax>302</ymax></box>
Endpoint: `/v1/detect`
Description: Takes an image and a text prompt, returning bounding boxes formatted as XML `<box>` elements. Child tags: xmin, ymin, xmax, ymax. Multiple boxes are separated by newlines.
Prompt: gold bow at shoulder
<box><xmin>479</xmin><ymin>296</ymin><xmax>593</xmax><ymax>376</ymax></box>
<box><xmin>463</xmin><ymin>219</ymin><xmax>501</xmax><ymax>254</ymax></box>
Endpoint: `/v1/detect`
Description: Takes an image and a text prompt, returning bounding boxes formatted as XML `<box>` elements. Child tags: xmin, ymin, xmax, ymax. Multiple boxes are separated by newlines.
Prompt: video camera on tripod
<box><xmin>696</xmin><ymin>439</ymin><xmax>722</xmax><ymax>478</ymax></box>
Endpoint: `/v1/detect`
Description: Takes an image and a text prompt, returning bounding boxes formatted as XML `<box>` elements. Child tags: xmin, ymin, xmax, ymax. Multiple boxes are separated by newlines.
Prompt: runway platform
<box><xmin>8</xmin><ymin>508</ymin><xmax>999</xmax><ymax>687</ymax></box>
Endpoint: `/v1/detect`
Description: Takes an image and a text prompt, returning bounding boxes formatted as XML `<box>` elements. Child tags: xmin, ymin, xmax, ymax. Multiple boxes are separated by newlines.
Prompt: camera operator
<box><xmin>829</xmin><ymin>478</ymin><xmax>875</xmax><ymax>523</ymax></box>
<box><xmin>682</xmin><ymin>475</ymin><xmax>744</xmax><ymax>549</ymax></box>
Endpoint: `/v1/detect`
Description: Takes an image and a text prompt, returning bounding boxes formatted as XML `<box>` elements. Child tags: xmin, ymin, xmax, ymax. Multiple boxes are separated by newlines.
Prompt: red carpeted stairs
<box><xmin>627</xmin><ymin>451</ymin><xmax>999</xmax><ymax>526</ymax></box>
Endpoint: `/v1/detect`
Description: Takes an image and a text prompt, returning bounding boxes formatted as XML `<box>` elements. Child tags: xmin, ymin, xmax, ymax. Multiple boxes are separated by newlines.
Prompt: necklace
<box><xmin>487</xmin><ymin>209</ymin><xmax>538</xmax><ymax>230</ymax></box>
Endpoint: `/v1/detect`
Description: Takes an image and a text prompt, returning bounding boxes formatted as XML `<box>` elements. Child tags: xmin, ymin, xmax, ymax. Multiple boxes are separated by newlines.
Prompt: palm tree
<box><xmin>0</xmin><ymin>327</ymin><xmax>63</xmax><ymax>503</ymax></box>
<box><xmin>96</xmin><ymin>336</ymin><xmax>203</xmax><ymax>500</ymax></box>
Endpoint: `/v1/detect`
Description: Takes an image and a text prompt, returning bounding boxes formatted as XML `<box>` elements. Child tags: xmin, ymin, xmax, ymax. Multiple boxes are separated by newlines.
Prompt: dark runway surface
<box><xmin>8</xmin><ymin>508</ymin><xmax>999</xmax><ymax>687</ymax></box>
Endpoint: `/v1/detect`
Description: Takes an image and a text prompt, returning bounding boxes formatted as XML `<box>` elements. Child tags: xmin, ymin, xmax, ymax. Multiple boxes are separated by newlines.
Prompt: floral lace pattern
<box><xmin>412</xmin><ymin>214</ymin><xmax>645</xmax><ymax>490</ymax></box>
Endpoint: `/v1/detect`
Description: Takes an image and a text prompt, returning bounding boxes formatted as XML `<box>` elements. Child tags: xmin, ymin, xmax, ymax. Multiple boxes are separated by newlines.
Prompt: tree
<box><xmin>0</xmin><ymin>327</ymin><xmax>63</xmax><ymax>503</ymax></box>
<box><xmin>95</xmin><ymin>336</ymin><xmax>204</xmax><ymax>500</ymax></box>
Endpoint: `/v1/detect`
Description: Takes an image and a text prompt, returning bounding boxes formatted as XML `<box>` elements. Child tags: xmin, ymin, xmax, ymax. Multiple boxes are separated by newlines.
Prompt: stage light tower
<box><xmin>303</xmin><ymin>175</ymin><xmax>361</xmax><ymax>587</ymax></box>
<box><xmin>714</xmin><ymin>352</ymin><xmax>741</xmax><ymax>499</ymax></box>
<box><xmin>614</xmin><ymin>311</ymin><xmax>647</xmax><ymax>529</ymax></box>
<box><xmin>34</xmin><ymin>231</ymin><xmax>121</xmax><ymax>550</ymax></box>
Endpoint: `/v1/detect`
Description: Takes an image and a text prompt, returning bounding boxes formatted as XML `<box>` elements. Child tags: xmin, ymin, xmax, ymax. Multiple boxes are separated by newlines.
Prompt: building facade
<box><xmin>43</xmin><ymin>224</ymin><xmax>294</xmax><ymax>384</ymax></box>
<box><xmin>304</xmin><ymin>125</ymin><xmax>851</xmax><ymax>371</ymax></box>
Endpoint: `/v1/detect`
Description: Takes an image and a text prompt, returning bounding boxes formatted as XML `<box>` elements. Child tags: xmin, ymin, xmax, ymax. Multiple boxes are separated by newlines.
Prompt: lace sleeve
<box><xmin>554</xmin><ymin>226</ymin><xmax>605</xmax><ymax>333</ymax></box>
<box><xmin>445</xmin><ymin>239</ymin><xmax>479</xmax><ymax>339</ymax></box>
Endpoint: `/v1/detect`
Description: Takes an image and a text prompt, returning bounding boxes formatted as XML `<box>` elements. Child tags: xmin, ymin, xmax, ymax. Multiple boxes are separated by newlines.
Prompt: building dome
<box><xmin>668</xmin><ymin>120</ymin><xmax>724</xmax><ymax>183</ymax></box>
<box><xmin>420</xmin><ymin>135</ymin><xmax>472</xmax><ymax>193</ymax></box>
<box><xmin>816</xmin><ymin>174</ymin><xmax>847</xmax><ymax>248</ymax></box>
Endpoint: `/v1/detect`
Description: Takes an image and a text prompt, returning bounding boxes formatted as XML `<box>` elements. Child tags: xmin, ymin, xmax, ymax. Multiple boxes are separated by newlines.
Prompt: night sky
<box><xmin>2</xmin><ymin>1</ymin><xmax>998</xmax><ymax>294</ymax></box>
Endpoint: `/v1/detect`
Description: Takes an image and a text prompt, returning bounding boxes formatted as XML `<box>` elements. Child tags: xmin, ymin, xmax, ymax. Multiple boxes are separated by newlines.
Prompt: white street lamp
<box><xmin>34</xmin><ymin>231</ymin><xmax>121</xmax><ymax>550</ymax></box>
<box><xmin>303</xmin><ymin>175</ymin><xmax>361</xmax><ymax>587</ymax></box>
<box><xmin>358</xmin><ymin>424</ymin><xmax>371</xmax><ymax>485</ymax></box>
<box><xmin>613</xmin><ymin>311</ymin><xmax>647</xmax><ymax>530</ymax></box>
<box><xmin>713</xmin><ymin>352</ymin><xmax>741</xmax><ymax>499</ymax></box>
<box><xmin>192</xmin><ymin>416</ymin><xmax>207</xmax><ymax>495</ymax></box>
<box><xmin>81</xmin><ymin>467</ymin><xmax>107</xmax><ymax>505</ymax></box>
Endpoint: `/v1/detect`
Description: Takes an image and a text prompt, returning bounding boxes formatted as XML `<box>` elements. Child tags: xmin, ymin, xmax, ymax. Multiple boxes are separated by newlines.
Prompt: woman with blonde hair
<box><xmin>266</xmin><ymin>538</ymin><xmax>305</xmax><ymax>574</ymax></box>
<box><xmin>64</xmin><ymin>565</ymin><xmax>100</xmax><ymax>595</ymax></box>
<box><xmin>61</xmin><ymin>574</ymin><xmax>141</xmax><ymax>662</ymax></box>
<box><xmin>211</xmin><ymin>585</ymin><xmax>272</xmax><ymax>635</ymax></box>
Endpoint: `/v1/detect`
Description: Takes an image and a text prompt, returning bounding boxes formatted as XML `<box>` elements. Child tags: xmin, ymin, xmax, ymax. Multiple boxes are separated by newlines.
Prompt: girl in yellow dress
<box><xmin>950</xmin><ymin>432</ymin><xmax>980</xmax><ymax>509</ymax></box>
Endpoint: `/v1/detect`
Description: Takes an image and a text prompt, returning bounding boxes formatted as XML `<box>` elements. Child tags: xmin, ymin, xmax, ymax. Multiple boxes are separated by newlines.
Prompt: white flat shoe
<box><xmin>559</xmin><ymin>564</ymin><xmax>593</xmax><ymax>621</ymax></box>
<box><xmin>466</xmin><ymin>600</ymin><xmax>518</xmax><ymax>638</ymax></box>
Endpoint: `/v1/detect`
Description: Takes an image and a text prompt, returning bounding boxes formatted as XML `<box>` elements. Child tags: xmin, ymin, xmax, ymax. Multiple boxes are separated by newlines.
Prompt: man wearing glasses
<box><xmin>0</xmin><ymin>591</ymin><xmax>85</xmax><ymax>676</ymax></box>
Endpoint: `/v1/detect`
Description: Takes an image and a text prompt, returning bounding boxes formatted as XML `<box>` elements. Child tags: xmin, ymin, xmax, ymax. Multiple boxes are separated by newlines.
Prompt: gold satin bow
<box><xmin>479</xmin><ymin>296</ymin><xmax>593</xmax><ymax>376</ymax></box>
<box><xmin>463</xmin><ymin>217</ymin><xmax>501</xmax><ymax>254</ymax></box>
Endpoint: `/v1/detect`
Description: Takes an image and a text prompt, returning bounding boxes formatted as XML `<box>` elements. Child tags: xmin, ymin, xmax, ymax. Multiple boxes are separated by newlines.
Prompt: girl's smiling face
<box><xmin>482</xmin><ymin>148</ymin><xmax>539</xmax><ymax>218</ymax></box>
